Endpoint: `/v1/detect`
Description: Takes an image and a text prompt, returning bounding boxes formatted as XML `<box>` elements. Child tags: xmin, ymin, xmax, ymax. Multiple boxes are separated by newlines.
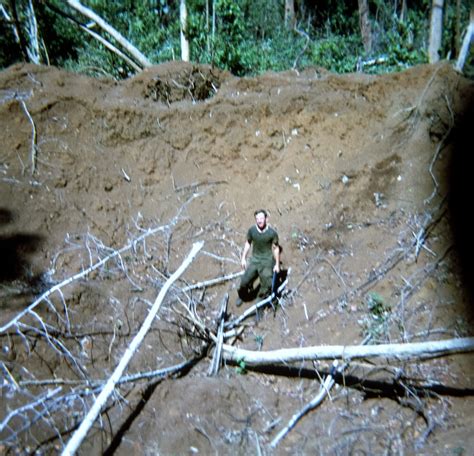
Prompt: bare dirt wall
<box><xmin>1</xmin><ymin>61</ymin><xmax>473</xmax><ymax>455</ymax></box>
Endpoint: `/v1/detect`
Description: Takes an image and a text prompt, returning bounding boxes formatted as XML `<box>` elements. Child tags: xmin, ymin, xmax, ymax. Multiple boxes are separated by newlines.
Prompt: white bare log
<box><xmin>65</xmin><ymin>0</ymin><xmax>151</xmax><ymax>68</ymax></box>
<box><xmin>455</xmin><ymin>7</ymin><xmax>474</xmax><ymax>72</ymax></box>
<box><xmin>62</xmin><ymin>241</ymin><xmax>203</xmax><ymax>456</ymax></box>
<box><xmin>223</xmin><ymin>337</ymin><xmax>474</xmax><ymax>366</ymax></box>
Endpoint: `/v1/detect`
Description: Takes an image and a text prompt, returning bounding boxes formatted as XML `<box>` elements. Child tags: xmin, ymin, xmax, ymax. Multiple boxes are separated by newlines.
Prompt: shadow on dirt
<box><xmin>448</xmin><ymin>103</ymin><xmax>474</xmax><ymax>316</ymax></box>
<box><xmin>0</xmin><ymin>208</ymin><xmax>43</xmax><ymax>284</ymax></box>
<box><xmin>102</xmin><ymin>355</ymin><xmax>203</xmax><ymax>456</ymax></box>
<box><xmin>247</xmin><ymin>364</ymin><xmax>474</xmax><ymax>397</ymax></box>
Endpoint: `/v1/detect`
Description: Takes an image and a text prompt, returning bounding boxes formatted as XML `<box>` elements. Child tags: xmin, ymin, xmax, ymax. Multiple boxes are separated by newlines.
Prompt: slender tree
<box><xmin>285</xmin><ymin>0</ymin><xmax>296</xmax><ymax>29</ymax></box>
<box><xmin>24</xmin><ymin>0</ymin><xmax>40</xmax><ymax>63</ymax></box>
<box><xmin>180</xmin><ymin>0</ymin><xmax>190</xmax><ymax>61</ymax></box>
<box><xmin>358</xmin><ymin>0</ymin><xmax>372</xmax><ymax>54</ymax></box>
<box><xmin>455</xmin><ymin>5</ymin><xmax>474</xmax><ymax>72</ymax></box>
<box><xmin>400</xmin><ymin>0</ymin><xmax>407</xmax><ymax>23</ymax></box>
<box><xmin>429</xmin><ymin>0</ymin><xmax>444</xmax><ymax>63</ymax></box>
<box><xmin>4</xmin><ymin>0</ymin><xmax>41</xmax><ymax>64</ymax></box>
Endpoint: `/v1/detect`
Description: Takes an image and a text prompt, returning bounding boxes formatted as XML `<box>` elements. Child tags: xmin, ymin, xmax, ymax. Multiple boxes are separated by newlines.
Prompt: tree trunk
<box><xmin>285</xmin><ymin>0</ymin><xmax>296</xmax><ymax>30</ymax></box>
<box><xmin>358</xmin><ymin>0</ymin><xmax>372</xmax><ymax>54</ymax></box>
<box><xmin>455</xmin><ymin>6</ymin><xmax>474</xmax><ymax>72</ymax></box>
<box><xmin>4</xmin><ymin>0</ymin><xmax>41</xmax><ymax>64</ymax></box>
<box><xmin>212</xmin><ymin>0</ymin><xmax>216</xmax><ymax>42</ymax></box>
<box><xmin>24</xmin><ymin>0</ymin><xmax>40</xmax><ymax>64</ymax></box>
<box><xmin>180</xmin><ymin>0</ymin><xmax>190</xmax><ymax>62</ymax></box>
<box><xmin>456</xmin><ymin>0</ymin><xmax>461</xmax><ymax>57</ymax></box>
<box><xmin>65</xmin><ymin>0</ymin><xmax>151</xmax><ymax>68</ymax></box>
<box><xmin>223</xmin><ymin>337</ymin><xmax>474</xmax><ymax>366</ymax></box>
<box><xmin>429</xmin><ymin>0</ymin><xmax>444</xmax><ymax>63</ymax></box>
<box><xmin>205</xmin><ymin>0</ymin><xmax>210</xmax><ymax>53</ymax></box>
<box><xmin>400</xmin><ymin>0</ymin><xmax>407</xmax><ymax>23</ymax></box>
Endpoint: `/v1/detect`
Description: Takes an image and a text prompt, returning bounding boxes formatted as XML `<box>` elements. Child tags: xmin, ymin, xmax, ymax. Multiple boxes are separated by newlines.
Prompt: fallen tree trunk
<box><xmin>223</xmin><ymin>337</ymin><xmax>474</xmax><ymax>366</ymax></box>
<box><xmin>62</xmin><ymin>241</ymin><xmax>204</xmax><ymax>456</ymax></box>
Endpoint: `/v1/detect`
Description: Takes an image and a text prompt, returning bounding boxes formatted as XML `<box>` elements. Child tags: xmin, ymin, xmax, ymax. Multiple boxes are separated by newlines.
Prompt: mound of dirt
<box><xmin>1</xmin><ymin>61</ymin><xmax>473</xmax><ymax>455</ymax></box>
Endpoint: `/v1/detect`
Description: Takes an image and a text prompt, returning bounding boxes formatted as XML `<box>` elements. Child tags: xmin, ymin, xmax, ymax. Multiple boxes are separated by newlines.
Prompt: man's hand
<box><xmin>273</xmin><ymin>263</ymin><xmax>280</xmax><ymax>273</ymax></box>
<box><xmin>241</xmin><ymin>258</ymin><xmax>247</xmax><ymax>270</ymax></box>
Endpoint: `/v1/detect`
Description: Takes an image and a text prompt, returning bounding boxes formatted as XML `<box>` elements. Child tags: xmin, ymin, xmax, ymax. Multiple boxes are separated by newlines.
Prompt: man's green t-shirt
<box><xmin>247</xmin><ymin>225</ymin><xmax>279</xmax><ymax>262</ymax></box>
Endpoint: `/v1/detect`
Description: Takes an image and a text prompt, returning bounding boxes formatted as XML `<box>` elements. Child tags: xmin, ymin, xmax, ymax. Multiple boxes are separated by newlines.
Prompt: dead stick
<box><xmin>271</xmin><ymin>369</ymin><xmax>335</xmax><ymax>448</ymax></box>
<box><xmin>208</xmin><ymin>293</ymin><xmax>228</xmax><ymax>376</ymax></box>
<box><xmin>270</xmin><ymin>336</ymin><xmax>372</xmax><ymax>447</ymax></box>
<box><xmin>183</xmin><ymin>270</ymin><xmax>243</xmax><ymax>291</ymax></box>
<box><xmin>62</xmin><ymin>241</ymin><xmax>204</xmax><ymax>456</ymax></box>
<box><xmin>18</xmin><ymin>99</ymin><xmax>37</xmax><ymax>175</ymax></box>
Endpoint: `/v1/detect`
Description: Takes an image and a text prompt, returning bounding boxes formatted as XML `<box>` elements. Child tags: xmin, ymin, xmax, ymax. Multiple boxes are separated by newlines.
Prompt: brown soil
<box><xmin>1</xmin><ymin>61</ymin><xmax>473</xmax><ymax>455</ymax></box>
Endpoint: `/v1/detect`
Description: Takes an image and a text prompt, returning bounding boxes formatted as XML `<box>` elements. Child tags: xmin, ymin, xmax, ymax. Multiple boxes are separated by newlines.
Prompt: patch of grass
<box><xmin>359</xmin><ymin>291</ymin><xmax>392</xmax><ymax>341</ymax></box>
<box><xmin>236</xmin><ymin>357</ymin><xmax>247</xmax><ymax>375</ymax></box>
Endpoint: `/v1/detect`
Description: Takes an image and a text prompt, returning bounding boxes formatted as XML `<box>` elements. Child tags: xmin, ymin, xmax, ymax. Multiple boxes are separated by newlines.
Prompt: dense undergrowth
<box><xmin>1</xmin><ymin>1</ymin><xmax>472</xmax><ymax>79</ymax></box>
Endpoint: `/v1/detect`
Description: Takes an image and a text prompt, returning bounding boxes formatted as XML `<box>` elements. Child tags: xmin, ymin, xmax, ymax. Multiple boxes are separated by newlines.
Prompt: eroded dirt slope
<box><xmin>1</xmin><ymin>61</ymin><xmax>473</xmax><ymax>455</ymax></box>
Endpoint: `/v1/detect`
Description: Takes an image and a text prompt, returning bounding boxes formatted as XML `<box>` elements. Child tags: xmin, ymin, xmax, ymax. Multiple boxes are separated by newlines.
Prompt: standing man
<box><xmin>236</xmin><ymin>209</ymin><xmax>280</xmax><ymax>306</ymax></box>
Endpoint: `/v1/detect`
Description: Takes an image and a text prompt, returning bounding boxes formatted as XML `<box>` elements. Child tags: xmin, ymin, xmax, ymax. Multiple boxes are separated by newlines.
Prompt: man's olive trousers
<box><xmin>238</xmin><ymin>258</ymin><xmax>274</xmax><ymax>301</ymax></box>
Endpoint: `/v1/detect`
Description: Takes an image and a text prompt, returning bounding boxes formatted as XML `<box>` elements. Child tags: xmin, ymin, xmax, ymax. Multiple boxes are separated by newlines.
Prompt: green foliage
<box><xmin>309</xmin><ymin>35</ymin><xmax>361</xmax><ymax>73</ymax></box>
<box><xmin>236</xmin><ymin>357</ymin><xmax>247</xmax><ymax>375</ymax></box>
<box><xmin>0</xmin><ymin>20</ymin><xmax>20</xmax><ymax>68</ymax></box>
<box><xmin>36</xmin><ymin>2</ymin><xmax>82</xmax><ymax>66</ymax></box>
<box><xmin>236</xmin><ymin>32</ymin><xmax>298</xmax><ymax>75</ymax></box>
<box><xmin>366</xmin><ymin>292</ymin><xmax>390</xmax><ymax>318</ymax></box>
<box><xmin>365</xmin><ymin>7</ymin><xmax>428</xmax><ymax>73</ymax></box>
<box><xmin>254</xmin><ymin>334</ymin><xmax>264</xmax><ymax>351</ymax></box>
<box><xmin>0</xmin><ymin>0</ymin><xmax>471</xmax><ymax>78</ymax></box>
<box><xmin>359</xmin><ymin>291</ymin><xmax>393</xmax><ymax>341</ymax></box>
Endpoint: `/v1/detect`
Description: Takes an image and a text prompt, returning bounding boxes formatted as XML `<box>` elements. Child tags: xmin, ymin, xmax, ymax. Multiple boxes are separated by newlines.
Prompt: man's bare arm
<box><xmin>273</xmin><ymin>244</ymin><xmax>280</xmax><ymax>272</ymax></box>
<box><xmin>241</xmin><ymin>241</ymin><xmax>251</xmax><ymax>270</ymax></box>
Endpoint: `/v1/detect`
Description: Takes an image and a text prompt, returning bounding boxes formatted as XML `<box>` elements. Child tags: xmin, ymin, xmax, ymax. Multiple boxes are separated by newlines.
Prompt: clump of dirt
<box><xmin>138</xmin><ymin>62</ymin><xmax>225</xmax><ymax>104</ymax></box>
<box><xmin>1</xmin><ymin>61</ymin><xmax>473</xmax><ymax>455</ymax></box>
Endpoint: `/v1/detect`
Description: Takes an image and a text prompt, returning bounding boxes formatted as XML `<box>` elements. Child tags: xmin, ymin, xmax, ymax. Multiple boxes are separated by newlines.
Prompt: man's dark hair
<box><xmin>254</xmin><ymin>209</ymin><xmax>268</xmax><ymax>217</ymax></box>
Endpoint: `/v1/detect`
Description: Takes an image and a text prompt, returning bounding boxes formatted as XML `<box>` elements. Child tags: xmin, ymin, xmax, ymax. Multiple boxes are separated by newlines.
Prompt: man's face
<box><xmin>255</xmin><ymin>212</ymin><xmax>267</xmax><ymax>230</ymax></box>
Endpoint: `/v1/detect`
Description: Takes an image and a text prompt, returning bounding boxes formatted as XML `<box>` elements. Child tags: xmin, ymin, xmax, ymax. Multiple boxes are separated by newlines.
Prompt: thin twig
<box><xmin>18</xmin><ymin>99</ymin><xmax>37</xmax><ymax>175</ymax></box>
<box><xmin>271</xmin><ymin>368</ymin><xmax>336</xmax><ymax>448</ymax></box>
<box><xmin>424</xmin><ymin>96</ymin><xmax>454</xmax><ymax>205</ymax></box>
